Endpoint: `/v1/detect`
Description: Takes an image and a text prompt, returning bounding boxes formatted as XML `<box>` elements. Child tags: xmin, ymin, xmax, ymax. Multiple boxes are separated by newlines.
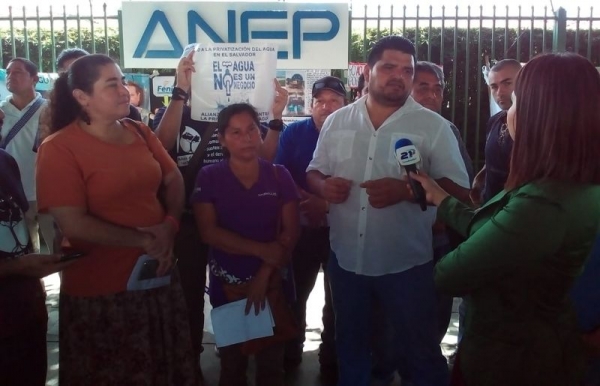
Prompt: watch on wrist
<box><xmin>268</xmin><ymin>119</ymin><xmax>284</xmax><ymax>132</ymax></box>
<box><xmin>172</xmin><ymin>86</ymin><xmax>189</xmax><ymax>101</ymax></box>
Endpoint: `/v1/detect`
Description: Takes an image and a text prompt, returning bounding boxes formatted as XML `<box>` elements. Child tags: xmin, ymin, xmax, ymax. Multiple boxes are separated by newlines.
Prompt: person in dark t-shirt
<box><xmin>471</xmin><ymin>59</ymin><xmax>522</xmax><ymax>205</ymax></box>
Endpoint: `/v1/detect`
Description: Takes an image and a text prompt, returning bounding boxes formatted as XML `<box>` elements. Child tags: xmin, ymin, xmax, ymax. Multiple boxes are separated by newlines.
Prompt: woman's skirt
<box><xmin>58</xmin><ymin>274</ymin><xmax>200</xmax><ymax>386</ymax></box>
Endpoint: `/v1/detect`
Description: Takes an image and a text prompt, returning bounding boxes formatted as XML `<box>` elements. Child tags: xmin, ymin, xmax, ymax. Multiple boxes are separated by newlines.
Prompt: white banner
<box><xmin>190</xmin><ymin>43</ymin><xmax>277</xmax><ymax>122</ymax></box>
<box><xmin>121</xmin><ymin>1</ymin><xmax>349</xmax><ymax>70</ymax></box>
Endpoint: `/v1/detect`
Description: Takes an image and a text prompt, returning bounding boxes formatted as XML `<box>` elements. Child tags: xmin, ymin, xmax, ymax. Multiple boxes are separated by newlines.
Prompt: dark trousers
<box><xmin>371</xmin><ymin>242</ymin><xmax>454</xmax><ymax>383</ymax></box>
<box><xmin>285</xmin><ymin>227</ymin><xmax>336</xmax><ymax>368</ymax></box>
<box><xmin>219</xmin><ymin>343</ymin><xmax>284</xmax><ymax>386</ymax></box>
<box><xmin>0</xmin><ymin>321</ymin><xmax>47</xmax><ymax>386</ymax></box>
<box><xmin>328</xmin><ymin>253</ymin><xmax>449</xmax><ymax>386</ymax></box>
<box><xmin>174</xmin><ymin>216</ymin><xmax>209</xmax><ymax>360</ymax></box>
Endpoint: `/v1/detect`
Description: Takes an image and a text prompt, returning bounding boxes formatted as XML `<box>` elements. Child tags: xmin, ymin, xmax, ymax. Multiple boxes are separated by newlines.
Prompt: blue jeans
<box><xmin>327</xmin><ymin>252</ymin><xmax>449</xmax><ymax>386</ymax></box>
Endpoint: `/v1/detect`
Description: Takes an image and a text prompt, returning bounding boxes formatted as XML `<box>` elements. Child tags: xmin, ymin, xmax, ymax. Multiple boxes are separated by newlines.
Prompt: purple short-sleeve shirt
<box><xmin>191</xmin><ymin>158</ymin><xmax>299</xmax><ymax>306</ymax></box>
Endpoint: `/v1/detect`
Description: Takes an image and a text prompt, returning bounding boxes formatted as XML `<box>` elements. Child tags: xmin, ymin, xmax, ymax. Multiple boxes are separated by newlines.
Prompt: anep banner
<box><xmin>190</xmin><ymin>43</ymin><xmax>277</xmax><ymax>122</ymax></box>
<box><xmin>121</xmin><ymin>1</ymin><xmax>348</xmax><ymax>70</ymax></box>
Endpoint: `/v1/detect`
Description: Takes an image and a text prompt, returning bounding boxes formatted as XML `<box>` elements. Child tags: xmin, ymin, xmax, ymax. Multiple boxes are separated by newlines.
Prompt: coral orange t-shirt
<box><xmin>36</xmin><ymin>121</ymin><xmax>177</xmax><ymax>297</ymax></box>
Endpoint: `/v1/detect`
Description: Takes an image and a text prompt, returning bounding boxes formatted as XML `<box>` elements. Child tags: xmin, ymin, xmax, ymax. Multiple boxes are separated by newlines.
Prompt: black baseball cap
<box><xmin>312</xmin><ymin>76</ymin><xmax>347</xmax><ymax>98</ymax></box>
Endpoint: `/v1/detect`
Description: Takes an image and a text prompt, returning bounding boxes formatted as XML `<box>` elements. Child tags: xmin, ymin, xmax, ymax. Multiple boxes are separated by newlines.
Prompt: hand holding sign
<box><xmin>176</xmin><ymin>50</ymin><xmax>196</xmax><ymax>94</ymax></box>
<box><xmin>272</xmin><ymin>79</ymin><xmax>289</xmax><ymax>120</ymax></box>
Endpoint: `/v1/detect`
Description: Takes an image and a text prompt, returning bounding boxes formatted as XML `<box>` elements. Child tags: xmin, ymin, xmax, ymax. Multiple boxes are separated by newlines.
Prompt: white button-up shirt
<box><xmin>0</xmin><ymin>93</ymin><xmax>46</xmax><ymax>201</ymax></box>
<box><xmin>307</xmin><ymin>96</ymin><xmax>469</xmax><ymax>276</ymax></box>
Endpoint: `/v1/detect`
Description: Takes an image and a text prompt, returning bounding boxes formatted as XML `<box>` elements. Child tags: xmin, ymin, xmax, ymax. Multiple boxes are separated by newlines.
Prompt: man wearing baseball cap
<box><xmin>274</xmin><ymin>75</ymin><xmax>346</xmax><ymax>383</ymax></box>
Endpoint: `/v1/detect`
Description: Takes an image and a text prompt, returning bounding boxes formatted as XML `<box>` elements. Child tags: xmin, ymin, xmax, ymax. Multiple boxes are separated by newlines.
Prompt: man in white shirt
<box><xmin>307</xmin><ymin>36</ymin><xmax>469</xmax><ymax>386</ymax></box>
<box><xmin>0</xmin><ymin>58</ymin><xmax>54</xmax><ymax>253</ymax></box>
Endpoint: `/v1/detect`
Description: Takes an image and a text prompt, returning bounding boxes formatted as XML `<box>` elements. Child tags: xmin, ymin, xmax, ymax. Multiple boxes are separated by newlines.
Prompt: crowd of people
<box><xmin>0</xmin><ymin>34</ymin><xmax>599</xmax><ymax>386</ymax></box>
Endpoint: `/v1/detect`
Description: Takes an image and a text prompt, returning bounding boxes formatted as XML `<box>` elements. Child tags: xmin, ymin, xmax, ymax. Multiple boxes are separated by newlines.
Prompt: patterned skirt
<box><xmin>58</xmin><ymin>272</ymin><xmax>200</xmax><ymax>386</ymax></box>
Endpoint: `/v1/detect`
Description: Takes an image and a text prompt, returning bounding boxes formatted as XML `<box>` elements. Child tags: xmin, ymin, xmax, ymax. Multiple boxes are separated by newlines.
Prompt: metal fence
<box><xmin>1</xmin><ymin>4</ymin><xmax>599</xmax><ymax>167</ymax></box>
<box><xmin>0</xmin><ymin>4</ymin><xmax>119</xmax><ymax>72</ymax></box>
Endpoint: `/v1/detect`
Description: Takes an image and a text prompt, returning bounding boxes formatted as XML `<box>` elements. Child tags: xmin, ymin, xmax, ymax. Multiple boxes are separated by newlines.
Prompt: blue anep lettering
<box><xmin>133</xmin><ymin>10</ymin><xmax>340</xmax><ymax>60</ymax></box>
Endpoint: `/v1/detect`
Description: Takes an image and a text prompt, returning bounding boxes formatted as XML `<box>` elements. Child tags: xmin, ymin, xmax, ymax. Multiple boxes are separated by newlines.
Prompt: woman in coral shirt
<box><xmin>36</xmin><ymin>54</ymin><xmax>200</xmax><ymax>385</ymax></box>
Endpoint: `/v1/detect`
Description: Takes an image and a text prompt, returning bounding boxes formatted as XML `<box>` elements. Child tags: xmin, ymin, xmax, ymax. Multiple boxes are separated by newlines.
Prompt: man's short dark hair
<box><xmin>7</xmin><ymin>58</ymin><xmax>38</xmax><ymax>77</ymax></box>
<box><xmin>415</xmin><ymin>61</ymin><xmax>445</xmax><ymax>89</ymax></box>
<box><xmin>367</xmin><ymin>35</ymin><xmax>416</xmax><ymax>67</ymax></box>
<box><xmin>490</xmin><ymin>59</ymin><xmax>522</xmax><ymax>73</ymax></box>
<box><xmin>56</xmin><ymin>48</ymin><xmax>89</xmax><ymax>70</ymax></box>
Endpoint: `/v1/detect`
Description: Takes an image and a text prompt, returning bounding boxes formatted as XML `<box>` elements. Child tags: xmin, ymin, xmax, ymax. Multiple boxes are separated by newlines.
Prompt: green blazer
<box><xmin>436</xmin><ymin>180</ymin><xmax>600</xmax><ymax>386</ymax></box>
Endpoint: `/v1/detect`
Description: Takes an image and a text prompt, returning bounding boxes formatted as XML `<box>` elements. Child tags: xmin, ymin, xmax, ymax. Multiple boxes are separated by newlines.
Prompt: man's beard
<box><xmin>369</xmin><ymin>82</ymin><xmax>409</xmax><ymax>107</ymax></box>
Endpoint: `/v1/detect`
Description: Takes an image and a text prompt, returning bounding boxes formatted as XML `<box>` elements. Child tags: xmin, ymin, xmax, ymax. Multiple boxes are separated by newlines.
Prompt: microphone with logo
<box><xmin>394</xmin><ymin>138</ymin><xmax>427</xmax><ymax>211</ymax></box>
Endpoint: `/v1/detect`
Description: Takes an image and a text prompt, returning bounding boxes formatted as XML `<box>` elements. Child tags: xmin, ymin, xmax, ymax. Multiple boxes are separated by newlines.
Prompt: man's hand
<box><xmin>299</xmin><ymin>189</ymin><xmax>328</xmax><ymax>227</ymax></box>
<box><xmin>360</xmin><ymin>178</ymin><xmax>411</xmax><ymax>209</ymax></box>
<box><xmin>271</xmin><ymin>78</ymin><xmax>289</xmax><ymax>119</ymax></box>
<box><xmin>320</xmin><ymin>177</ymin><xmax>352</xmax><ymax>204</ymax></box>
<box><xmin>15</xmin><ymin>254</ymin><xmax>73</xmax><ymax>278</ymax></box>
<box><xmin>175</xmin><ymin>50</ymin><xmax>195</xmax><ymax>94</ymax></box>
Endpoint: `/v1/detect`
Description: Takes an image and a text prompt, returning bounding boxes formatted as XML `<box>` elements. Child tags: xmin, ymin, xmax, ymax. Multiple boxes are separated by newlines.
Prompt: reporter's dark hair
<box><xmin>506</xmin><ymin>53</ymin><xmax>600</xmax><ymax>189</ymax></box>
<box><xmin>49</xmin><ymin>54</ymin><xmax>115</xmax><ymax>132</ymax></box>
<box><xmin>367</xmin><ymin>35</ymin><xmax>416</xmax><ymax>67</ymax></box>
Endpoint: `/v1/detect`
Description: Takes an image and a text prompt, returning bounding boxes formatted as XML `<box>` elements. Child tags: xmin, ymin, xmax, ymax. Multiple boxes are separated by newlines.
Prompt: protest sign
<box><xmin>190</xmin><ymin>43</ymin><xmax>278</xmax><ymax>122</ymax></box>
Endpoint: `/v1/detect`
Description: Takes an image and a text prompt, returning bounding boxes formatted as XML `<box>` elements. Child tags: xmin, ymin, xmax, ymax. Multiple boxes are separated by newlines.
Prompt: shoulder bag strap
<box><xmin>0</xmin><ymin>97</ymin><xmax>44</xmax><ymax>149</ymax></box>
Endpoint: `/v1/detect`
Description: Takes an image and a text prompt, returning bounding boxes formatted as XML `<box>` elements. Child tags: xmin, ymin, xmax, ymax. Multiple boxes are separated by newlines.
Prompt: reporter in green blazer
<box><xmin>411</xmin><ymin>53</ymin><xmax>600</xmax><ymax>386</ymax></box>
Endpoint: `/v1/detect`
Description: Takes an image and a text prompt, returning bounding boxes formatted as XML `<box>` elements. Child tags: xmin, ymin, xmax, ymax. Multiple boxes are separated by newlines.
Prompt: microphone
<box><xmin>394</xmin><ymin>138</ymin><xmax>427</xmax><ymax>211</ymax></box>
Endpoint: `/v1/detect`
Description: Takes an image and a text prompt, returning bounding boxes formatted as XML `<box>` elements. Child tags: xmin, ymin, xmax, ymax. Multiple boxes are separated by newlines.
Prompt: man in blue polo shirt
<box><xmin>275</xmin><ymin>76</ymin><xmax>346</xmax><ymax>383</ymax></box>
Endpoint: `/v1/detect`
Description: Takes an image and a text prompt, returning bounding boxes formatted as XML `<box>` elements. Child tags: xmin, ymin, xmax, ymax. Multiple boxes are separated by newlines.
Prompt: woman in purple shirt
<box><xmin>192</xmin><ymin>103</ymin><xmax>300</xmax><ymax>386</ymax></box>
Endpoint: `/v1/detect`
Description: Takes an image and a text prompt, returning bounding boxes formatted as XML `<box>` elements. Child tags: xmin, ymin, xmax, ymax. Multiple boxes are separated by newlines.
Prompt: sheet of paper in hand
<box><xmin>190</xmin><ymin>43</ymin><xmax>277</xmax><ymax>122</ymax></box>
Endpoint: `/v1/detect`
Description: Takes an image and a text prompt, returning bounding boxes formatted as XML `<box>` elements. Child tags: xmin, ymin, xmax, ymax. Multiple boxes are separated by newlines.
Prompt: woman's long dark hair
<box><xmin>506</xmin><ymin>53</ymin><xmax>600</xmax><ymax>189</ymax></box>
<box><xmin>49</xmin><ymin>54</ymin><xmax>115</xmax><ymax>132</ymax></box>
